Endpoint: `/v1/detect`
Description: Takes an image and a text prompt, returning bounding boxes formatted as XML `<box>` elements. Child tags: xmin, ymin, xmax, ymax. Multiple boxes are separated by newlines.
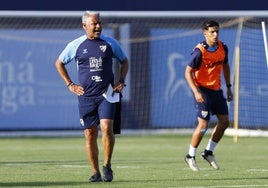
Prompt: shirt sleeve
<box><xmin>58</xmin><ymin>35</ymin><xmax>87</xmax><ymax>64</ymax></box>
<box><xmin>188</xmin><ymin>48</ymin><xmax>202</xmax><ymax>69</ymax></box>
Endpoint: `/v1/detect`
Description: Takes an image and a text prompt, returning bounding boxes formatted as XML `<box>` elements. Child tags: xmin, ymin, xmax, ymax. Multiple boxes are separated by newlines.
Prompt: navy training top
<box><xmin>59</xmin><ymin>34</ymin><xmax>127</xmax><ymax>98</ymax></box>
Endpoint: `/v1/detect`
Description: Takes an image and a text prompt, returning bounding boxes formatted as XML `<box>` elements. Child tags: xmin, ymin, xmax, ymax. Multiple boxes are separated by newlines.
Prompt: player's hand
<box><xmin>194</xmin><ymin>90</ymin><xmax>204</xmax><ymax>103</ymax></box>
<box><xmin>113</xmin><ymin>82</ymin><xmax>126</xmax><ymax>93</ymax></box>
<box><xmin>68</xmin><ymin>83</ymin><xmax>84</xmax><ymax>96</ymax></box>
<box><xmin>227</xmin><ymin>88</ymin><xmax>233</xmax><ymax>102</ymax></box>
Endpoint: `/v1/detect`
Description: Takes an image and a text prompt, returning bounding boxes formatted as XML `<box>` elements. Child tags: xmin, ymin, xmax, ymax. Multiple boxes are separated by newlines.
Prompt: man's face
<box><xmin>83</xmin><ymin>15</ymin><xmax>102</xmax><ymax>39</ymax></box>
<box><xmin>204</xmin><ymin>26</ymin><xmax>219</xmax><ymax>46</ymax></box>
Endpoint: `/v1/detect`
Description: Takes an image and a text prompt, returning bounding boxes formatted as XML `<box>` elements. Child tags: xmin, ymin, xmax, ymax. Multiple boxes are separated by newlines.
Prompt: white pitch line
<box><xmin>247</xmin><ymin>168</ymin><xmax>268</xmax><ymax>172</ymax></box>
<box><xmin>61</xmin><ymin>165</ymin><xmax>142</xmax><ymax>169</ymax></box>
<box><xmin>116</xmin><ymin>166</ymin><xmax>141</xmax><ymax>169</ymax></box>
<box><xmin>61</xmin><ymin>165</ymin><xmax>88</xmax><ymax>168</ymax></box>
<box><xmin>167</xmin><ymin>185</ymin><xmax>268</xmax><ymax>188</ymax></box>
<box><xmin>5</xmin><ymin>163</ymin><xmax>28</xmax><ymax>166</ymax></box>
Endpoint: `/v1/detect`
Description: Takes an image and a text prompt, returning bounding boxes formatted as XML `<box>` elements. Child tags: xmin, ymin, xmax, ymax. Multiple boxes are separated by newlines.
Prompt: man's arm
<box><xmin>55</xmin><ymin>58</ymin><xmax>84</xmax><ymax>96</ymax></box>
<box><xmin>222</xmin><ymin>63</ymin><xmax>231</xmax><ymax>86</ymax></box>
<box><xmin>55</xmin><ymin>58</ymin><xmax>72</xmax><ymax>86</ymax></box>
<box><xmin>185</xmin><ymin>65</ymin><xmax>204</xmax><ymax>103</ymax></box>
<box><xmin>113</xmin><ymin>58</ymin><xmax>129</xmax><ymax>92</ymax></box>
<box><xmin>119</xmin><ymin>58</ymin><xmax>129</xmax><ymax>83</ymax></box>
<box><xmin>185</xmin><ymin>65</ymin><xmax>197</xmax><ymax>93</ymax></box>
<box><xmin>222</xmin><ymin>63</ymin><xmax>233</xmax><ymax>101</ymax></box>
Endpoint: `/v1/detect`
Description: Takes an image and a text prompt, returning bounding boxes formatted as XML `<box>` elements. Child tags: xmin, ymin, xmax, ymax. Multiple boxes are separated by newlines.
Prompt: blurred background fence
<box><xmin>0</xmin><ymin>11</ymin><xmax>268</xmax><ymax>132</ymax></box>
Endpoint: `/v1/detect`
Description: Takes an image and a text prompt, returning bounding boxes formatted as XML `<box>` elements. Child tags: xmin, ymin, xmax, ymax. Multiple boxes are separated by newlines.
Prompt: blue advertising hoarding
<box><xmin>0</xmin><ymin>28</ymin><xmax>114</xmax><ymax>130</ymax></box>
<box><xmin>1</xmin><ymin>26</ymin><xmax>268</xmax><ymax>130</ymax></box>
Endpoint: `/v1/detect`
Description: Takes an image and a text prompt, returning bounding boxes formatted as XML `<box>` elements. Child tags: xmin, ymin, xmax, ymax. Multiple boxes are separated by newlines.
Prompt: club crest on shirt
<box><xmin>201</xmin><ymin>110</ymin><xmax>208</xmax><ymax>118</ymax></box>
<box><xmin>99</xmin><ymin>45</ymin><xmax>107</xmax><ymax>52</ymax></box>
<box><xmin>80</xmin><ymin>118</ymin><xmax>84</xmax><ymax>127</ymax></box>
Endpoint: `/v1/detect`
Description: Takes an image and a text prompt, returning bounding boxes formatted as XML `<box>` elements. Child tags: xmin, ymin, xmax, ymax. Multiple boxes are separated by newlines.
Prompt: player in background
<box><xmin>184</xmin><ymin>20</ymin><xmax>233</xmax><ymax>171</ymax></box>
<box><xmin>55</xmin><ymin>11</ymin><xmax>129</xmax><ymax>182</ymax></box>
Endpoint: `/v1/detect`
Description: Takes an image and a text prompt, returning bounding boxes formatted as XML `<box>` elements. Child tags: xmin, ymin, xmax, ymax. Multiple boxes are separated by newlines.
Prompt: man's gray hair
<box><xmin>82</xmin><ymin>11</ymin><xmax>100</xmax><ymax>23</ymax></box>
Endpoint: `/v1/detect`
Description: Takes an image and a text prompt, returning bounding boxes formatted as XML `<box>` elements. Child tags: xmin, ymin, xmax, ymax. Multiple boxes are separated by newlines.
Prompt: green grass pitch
<box><xmin>0</xmin><ymin>134</ymin><xmax>267</xmax><ymax>187</ymax></box>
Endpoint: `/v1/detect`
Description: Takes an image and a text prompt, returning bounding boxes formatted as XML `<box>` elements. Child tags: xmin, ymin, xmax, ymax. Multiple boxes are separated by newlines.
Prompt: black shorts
<box><xmin>78</xmin><ymin>96</ymin><xmax>116</xmax><ymax>129</ymax></box>
<box><xmin>195</xmin><ymin>87</ymin><xmax>228</xmax><ymax>121</ymax></box>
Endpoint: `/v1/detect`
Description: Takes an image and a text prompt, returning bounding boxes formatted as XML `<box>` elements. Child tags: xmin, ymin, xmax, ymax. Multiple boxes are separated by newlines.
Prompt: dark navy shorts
<box><xmin>195</xmin><ymin>87</ymin><xmax>228</xmax><ymax>121</ymax></box>
<box><xmin>78</xmin><ymin>96</ymin><xmax>116</xmax><ymax>129</ymax></box>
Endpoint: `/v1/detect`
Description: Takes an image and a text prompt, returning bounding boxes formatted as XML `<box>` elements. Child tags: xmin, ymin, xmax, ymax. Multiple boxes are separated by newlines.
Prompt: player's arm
<box><xmin>113</xmin><ymin>57</ymin><xmax>129</xmax><ymax>93</ymax></box>
<box><xmin>222</xmin><ymin>44</ymin><xmax>233</xmax><ymax>101</ymax></box>
<box><xmin>106</xmin><ymin>36</ymin><xmax>129</xmax><ymax>92</ymax></box>
<box><xmin>222</xmin><ymin>62</ymin><xmax>231</xmax><ymax>87</ymax></box>
<box><xmin>55</xmin><ymin>58</ymin><xmax>72</xmax><ymax>87</ymax></box>
<box><xmin>184</xmin><ymin>66</ymin><xmax>203</xmax><ymax>101</ymax></box>
<box><xmin>119</xmin><ymin>58</ymin><xmax>129</xmax><ymax>84</ymax></box>
<box><xmin>185</xmin><ymin>49</ymin><xmax>204</xmax><ymax>103</ymax></box>
<box><xmin>55</xmin><ymin>58</ymin><xmax>84</xmax><ymax>96</ymax></box>
<box><xmin>222</xmin><ymin>62</ymin><xmax>233</xmax><ymax>101</ymax></box>
<box><xmin>185</xmin><ymin>65</ymin><xmax>198</xmax><ymax>93</ymax></box>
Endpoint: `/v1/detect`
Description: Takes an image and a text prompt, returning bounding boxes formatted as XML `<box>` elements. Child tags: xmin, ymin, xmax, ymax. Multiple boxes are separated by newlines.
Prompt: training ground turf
<box><xmin>0</xmin><ymin>134</ymin><xmax>267</xmax><ymax>188</ymax></box>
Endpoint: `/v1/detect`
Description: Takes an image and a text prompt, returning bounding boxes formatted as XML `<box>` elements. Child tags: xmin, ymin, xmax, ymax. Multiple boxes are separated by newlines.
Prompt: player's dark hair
<box><xmin>201</xmin><ymin>20</ymin><xmax>220</xmax><ymax>31</ymax></box>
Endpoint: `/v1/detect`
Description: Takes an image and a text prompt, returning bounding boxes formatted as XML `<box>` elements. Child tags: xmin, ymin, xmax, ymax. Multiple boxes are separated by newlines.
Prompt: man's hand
<box><xmin>193</xmin><ymin>90</ymin><xmax>204</xmax><ymax>103</ymax></box>
<box><xmin>227</xmin><ymin>88</ymin><xmax>233</xmax><ymax>102</ymax></box>
<box><xmin>68</xmin><ymin>83</ymin><xmax>84</xmax><ymax>96</ymax></box>
<box><xmin>113</xmin><ymin>82</ymin><xmax>126</xmax><ymax>93</ymax></box>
